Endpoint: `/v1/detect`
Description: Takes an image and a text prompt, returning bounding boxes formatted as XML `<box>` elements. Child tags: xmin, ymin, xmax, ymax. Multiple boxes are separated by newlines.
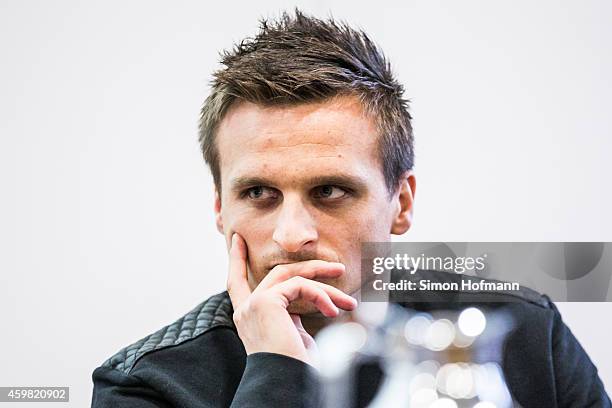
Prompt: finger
<box><xmin>291</xmin><ymin>314</ymin><xmax>305</xmax><ymax>331</ymax></box>
<box><xmin>272</xmin><ymin>277</ymin><xmax>340</xmax><ymax>317</ymax></box>
<box><xmin>291</xmin><ymin>314</ymin><xmax>316</xmax><ymax>348</ymax></box>
<box><xmin>308</xmin><ymin>279</ymin><xmax>358</xmax><ymax>311</ymax></box>
<box><xmin>226</xmin><ymin>233</ymin><xmax>251</xmax><ymax>309</ymax></box>
<box><xmin>291</xmin><ymin>314</ymin><xmax>319</xmax><ymax>368</ymax></box>
<box><xmin>271</xmin><ymin>276</ymin><xmax>358</xmax><ymax>311</ymax></box>
<box><xmin>256</xmin><ymin>260</ymin><xmax>345</xmax><ymax>291</ymax></box>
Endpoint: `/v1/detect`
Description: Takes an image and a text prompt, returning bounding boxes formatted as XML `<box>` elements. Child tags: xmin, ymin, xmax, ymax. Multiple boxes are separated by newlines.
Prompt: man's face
<box><xmin>215</xmin><ymin>95</ymin><xmax>414</xmax><ymax>314</ymax></box>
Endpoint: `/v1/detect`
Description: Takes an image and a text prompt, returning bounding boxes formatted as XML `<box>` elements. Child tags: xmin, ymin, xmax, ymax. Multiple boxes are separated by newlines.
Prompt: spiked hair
<box><xmin>199</xmin><ymin>9</ymin><xmax>414</xmax><ymax>195</ymax></box>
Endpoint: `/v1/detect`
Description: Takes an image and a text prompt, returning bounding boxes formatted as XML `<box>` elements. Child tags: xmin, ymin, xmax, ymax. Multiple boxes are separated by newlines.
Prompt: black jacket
<box><xmin>91</xmin><ymin>277</ymin><xmax>611</xmax><ymax>407</ymax></box>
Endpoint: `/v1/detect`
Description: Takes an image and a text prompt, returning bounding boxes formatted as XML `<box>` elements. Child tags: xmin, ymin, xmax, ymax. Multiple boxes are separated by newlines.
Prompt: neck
<box><xmin>301</xmin><ymin>309</ymin><xmax>353</xmax><ymax>338</ymax></box>
<box><xmin>302</xmin><ymin>290</ymin><xmax>362</xmax><ymax>337</ymax></box>
<box><xmin>301</xmin><ymin>315</ymin><xmax>331</xmax><ymax>338</ymax></box>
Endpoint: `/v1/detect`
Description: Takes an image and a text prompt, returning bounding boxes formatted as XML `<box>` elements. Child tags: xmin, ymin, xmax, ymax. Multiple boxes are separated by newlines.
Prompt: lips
<box><xmin>268</xmin><ymin>261</ymin><xmax>306</xmax><ymax>270</ymax></box>
<box><xmin>269</xmin><ymin>258</ymin><xmax>340</xmax><ymax>270</ymax></box>
<box><xmin>267</xmin><ymin>260</ymin><xmax>325</xmax><ymax>272</ymax></box>
<box><xmin>264</xmin><ymin>261</ymin><xmax>345</xmax><ymax>285</ymax></box>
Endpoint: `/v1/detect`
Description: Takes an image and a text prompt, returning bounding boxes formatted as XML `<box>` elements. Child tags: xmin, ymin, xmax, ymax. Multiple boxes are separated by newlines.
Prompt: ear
<box><xmin>214</xmin><ymin>187</ymin><xmax>224</xmax><ymax>234</ymax></box>
<box><xmin>390</xmin><ymin>171</ymin><xmax>416</xmax><ymax>235</ymax></box>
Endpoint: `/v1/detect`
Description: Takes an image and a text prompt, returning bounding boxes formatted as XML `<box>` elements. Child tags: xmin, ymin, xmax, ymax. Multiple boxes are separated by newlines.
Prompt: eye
<box><xmin>313</xmin><ymin>185</ymin><xmax>348</xmax><ymax>200</ymax></box>
<box><xmin>244</xmin><ymin>186</ymin><xmax>278</xmax><ymax>201</ymax></box>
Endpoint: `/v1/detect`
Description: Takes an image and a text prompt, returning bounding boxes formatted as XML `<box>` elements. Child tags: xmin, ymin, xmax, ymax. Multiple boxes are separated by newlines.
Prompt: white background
<box><xmin>1</xmin><ymin>1</ymin><xmax>610</xmax><ymax>406</ymax></box>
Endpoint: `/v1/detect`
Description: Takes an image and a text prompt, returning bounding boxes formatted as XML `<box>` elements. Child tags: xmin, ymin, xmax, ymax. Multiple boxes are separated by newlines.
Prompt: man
<box><xmin>91</xmin><ymin>10</ymin><xmax>610</xmax><ymax>407</ymax></box>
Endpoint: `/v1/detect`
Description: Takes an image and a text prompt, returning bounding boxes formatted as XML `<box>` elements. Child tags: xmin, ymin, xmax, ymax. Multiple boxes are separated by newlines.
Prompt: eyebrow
<box><xmin>229</xmin><ymin>173</ymin><xmax>369</xmax><ymax>194</ymax></box>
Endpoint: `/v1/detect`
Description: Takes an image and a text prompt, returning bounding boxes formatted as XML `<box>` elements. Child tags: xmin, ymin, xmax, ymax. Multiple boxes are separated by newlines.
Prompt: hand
<box><xmin>227</xmin><ymin>233</ymin><xmax>357</xmax><ymax>366</ymax></box>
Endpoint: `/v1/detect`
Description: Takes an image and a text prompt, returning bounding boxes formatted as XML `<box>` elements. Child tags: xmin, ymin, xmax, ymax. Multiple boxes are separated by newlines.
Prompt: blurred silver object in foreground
<box><xmin>316</xmin><ymin>303</ymin><xmax>517</xmax><ymax>408</ymax></box>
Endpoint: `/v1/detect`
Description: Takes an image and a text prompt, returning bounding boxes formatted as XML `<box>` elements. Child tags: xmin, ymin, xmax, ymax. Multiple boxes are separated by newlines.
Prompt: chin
<box><xmin>286</xmin><ymin>299</ymin><xmax>324</xmax><ymax>315</ymax></box>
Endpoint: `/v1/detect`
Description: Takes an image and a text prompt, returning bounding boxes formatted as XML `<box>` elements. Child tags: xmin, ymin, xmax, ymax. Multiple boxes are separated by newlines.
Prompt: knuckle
<box><xmin>232</xmin><ymin>311</ymin><xmax>241</xmax><ymax>325</ymax></box>
<box><xmin>232</xmin><ymin>308</ymin><xmax>245</xmax><ymax>326</ymax></box>
<box><xmin>233</xmin><ymin>299</ymin><xmax>255</xmax><ymax>323</ymax></box>
<box><xmin>271</xmin><ymin>264</ymin><xmax>290</xmax><ymax>279</ymax></box>
<box><xmin>290</xmin><ymin>275</ymin><xmax>308</xmax><ymax>285</ymax></box>
<box><xmin>247</xmin><ymin>295</ymin><xmax>264</xmax><ymax>312</ymax></box>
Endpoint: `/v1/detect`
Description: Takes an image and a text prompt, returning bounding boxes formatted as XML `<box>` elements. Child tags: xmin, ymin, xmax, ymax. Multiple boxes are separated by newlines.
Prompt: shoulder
<box><xmin>100</xmin><ymin>291</ymin><xmax>235</xmax><ymax>375</ymax></box>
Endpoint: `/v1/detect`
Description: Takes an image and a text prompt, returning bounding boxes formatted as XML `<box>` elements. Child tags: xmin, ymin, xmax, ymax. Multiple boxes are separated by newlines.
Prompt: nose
<box><xmin>272</xmin><ymin>194</ymin><xmax>318</xmax><ymax>253</ymax></box>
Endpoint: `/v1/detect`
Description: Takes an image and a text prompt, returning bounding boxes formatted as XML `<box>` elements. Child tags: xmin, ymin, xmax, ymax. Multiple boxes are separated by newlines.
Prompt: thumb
<box><xmin>290</xmin><ymin>314</ymin><xmax>320</xmax><ymax>369</ymax></box>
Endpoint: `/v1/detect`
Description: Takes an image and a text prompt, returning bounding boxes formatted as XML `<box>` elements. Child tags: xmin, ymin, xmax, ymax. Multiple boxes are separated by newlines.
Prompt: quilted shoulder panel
<box><xmin>102</xmin><ymin>291</ymin><xmax>234</xmax><ymax>374</ymax></box>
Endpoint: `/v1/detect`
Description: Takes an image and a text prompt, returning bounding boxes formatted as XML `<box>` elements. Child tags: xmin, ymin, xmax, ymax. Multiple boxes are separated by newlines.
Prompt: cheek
<box><xmin>223</xmin><ymin>203</ymin><xmax>266</xmax><ymax>236</ymax></box>
<box><xmin>331</xmin><ymin>207</ymin><xmax>390</xmax><ymax>294</ymax></box>
<box><xmin>346</xmin><ymin>201</ymin><xmax>392</xmax><ymax>241</ymax></box>
<box><xmin>317</xmin><ymin>199</ymin><xmax>392</xmax><ymax>256</ymax></box>
<box><xmin>223</xmin><ymin>207</ymin><xmax>273</xmax><ymax>278</ymax></box>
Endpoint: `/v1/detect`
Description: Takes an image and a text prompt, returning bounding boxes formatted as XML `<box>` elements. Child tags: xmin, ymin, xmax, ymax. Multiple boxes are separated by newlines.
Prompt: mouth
<box><xmin>268</xmin><ymin>260</ymin><xmax>338</xmax><ymax>272</ymax></box>
<box><xmin>265</xmin><ymin>260</ymin><xmax>345</xmax><ymax>284</ymax></box>
<box><xmin>268</xmin><ymin>260</ymin><xmax>308</xmax><ymax>270</ymax></box>
<box><xmin>268</xmin><ymin>256</ymin><xmax>341</xmax><ymax>269</ymax></box>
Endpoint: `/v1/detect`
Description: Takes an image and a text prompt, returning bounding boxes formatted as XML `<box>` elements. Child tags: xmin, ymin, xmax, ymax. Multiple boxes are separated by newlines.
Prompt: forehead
<box><xmin>216</xmin><ymin>96</ymin><xmax>382</xmax><ymax>186</ymax></box>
